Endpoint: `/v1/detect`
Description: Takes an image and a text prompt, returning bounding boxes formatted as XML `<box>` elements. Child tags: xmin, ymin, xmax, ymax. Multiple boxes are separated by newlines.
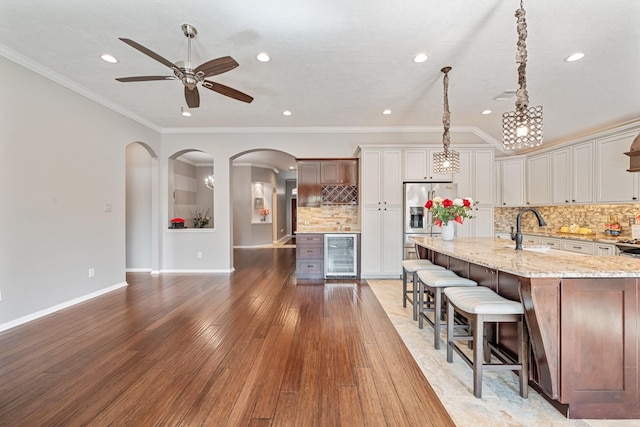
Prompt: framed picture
<box><xmin>254</xmin><ymin>197</ymin><xmax>264</xmax><ymax>209</ymax></box>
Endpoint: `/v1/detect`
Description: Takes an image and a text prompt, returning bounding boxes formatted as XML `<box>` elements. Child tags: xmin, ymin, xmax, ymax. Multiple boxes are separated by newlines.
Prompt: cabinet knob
<box><xmin>572</xmin><ymin>199</ymin><xmax>576</xmax><ymax>202</ymax></box>
<box><xmin>633</xmin><ymin>197</ymin><xmax>638</xmax><ymax>200</ymax></box>
<box><xmin>565</xmin><ymin>200</ymin><xmax>569</xmax><ymax>203</ymax></box>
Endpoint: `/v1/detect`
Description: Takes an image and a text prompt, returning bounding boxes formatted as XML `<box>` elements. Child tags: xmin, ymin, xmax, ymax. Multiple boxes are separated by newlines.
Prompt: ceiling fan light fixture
<box><xmin>100</xmin><ymin>54</ymin><xmax>118</xmax><ymax>63</ymax></box>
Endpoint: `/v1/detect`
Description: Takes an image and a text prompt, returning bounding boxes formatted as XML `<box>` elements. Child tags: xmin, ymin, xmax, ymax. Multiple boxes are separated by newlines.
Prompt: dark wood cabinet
<box><xmin>321</xmin><ymin>160</ymin><xmax>358</xmax><ymax>185</ymax></box>
<box><xmin>297</xmin><ymin>160</ymin><xmax>321</xmax><ymax>207</ymax></box>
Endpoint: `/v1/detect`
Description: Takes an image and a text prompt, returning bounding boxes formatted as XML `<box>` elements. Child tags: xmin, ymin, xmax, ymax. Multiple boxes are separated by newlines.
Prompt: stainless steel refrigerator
<box><xmin>403</xmin><ymin>181</ymin><xmax>457</xmax><ymax>259</ymax></box>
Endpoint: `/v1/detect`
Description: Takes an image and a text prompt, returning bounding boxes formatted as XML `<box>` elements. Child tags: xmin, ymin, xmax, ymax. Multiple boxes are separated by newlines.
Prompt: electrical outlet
<box><xmin>197</xmin><ymin>251</ymin><xmax>202</xmax><ymax>259</ymax></box>
<box><xmin>88</xmin><ymin>268</ymin><xmax>95</xmax><ymax>278</ymax></box>
<box><xmin>103</xmin><ymin>203</ymin><xmax>112</xmax><ymax>212</ymax></box>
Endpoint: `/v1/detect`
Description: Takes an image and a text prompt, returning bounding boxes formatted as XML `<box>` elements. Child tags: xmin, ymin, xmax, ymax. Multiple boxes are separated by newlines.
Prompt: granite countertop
<box><xmin>410</xmin><ymin>236</ymin><xmax>640</xmax><ymax>278</ymax></box>
<box><xmin>515</xmin><ymin>229</ymin><xmax>622</xmax><ymax>245</ymax></box>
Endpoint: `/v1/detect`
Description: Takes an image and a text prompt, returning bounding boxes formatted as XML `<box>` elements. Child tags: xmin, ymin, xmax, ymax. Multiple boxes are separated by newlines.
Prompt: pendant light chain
<box><xmin>441</xmin><ymin>66</ymin><xmax>452</xmax><ymax>153</ymax></box>
<box><xmin>515</xmin><ymin>0</ymin><xmax>529</xmax><ymax>111</ymax></box>
<box><xmin>433</xmin><ymin>66</ymin><xmax>460</xmax><ymax>174</ymax></box>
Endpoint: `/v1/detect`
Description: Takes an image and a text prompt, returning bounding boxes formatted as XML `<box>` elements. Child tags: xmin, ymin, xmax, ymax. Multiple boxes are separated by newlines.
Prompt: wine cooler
<box><xmin>324</xmin><ymin>234</ymin><xmax>358</xmax><ymax>278</ymax></box>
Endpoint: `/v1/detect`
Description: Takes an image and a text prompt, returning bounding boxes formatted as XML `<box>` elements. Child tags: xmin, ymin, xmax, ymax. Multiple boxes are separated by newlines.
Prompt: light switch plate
<box><xmin>104</xmin><ymin>203</ymin><xmax>112</xmax><ymax>212</ymax></box>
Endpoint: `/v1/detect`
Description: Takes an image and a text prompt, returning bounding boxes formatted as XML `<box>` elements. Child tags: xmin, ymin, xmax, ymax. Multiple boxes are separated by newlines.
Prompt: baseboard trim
<box><xmin>0</xmin><ymin>281</ymin><xmax>128</xmax><ymax>333</ymax></box>
<box><xmin>159</xmin><ymin>268</ymin><xmax>234</xmax><ymax>274</ymax></box>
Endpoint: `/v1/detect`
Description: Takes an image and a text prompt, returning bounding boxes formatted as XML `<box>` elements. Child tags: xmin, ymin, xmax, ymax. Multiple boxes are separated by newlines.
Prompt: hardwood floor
<box><xmin>0</xmin><ymin>248</ymin><xmax>454</xmax><ymax>426</ymax></box>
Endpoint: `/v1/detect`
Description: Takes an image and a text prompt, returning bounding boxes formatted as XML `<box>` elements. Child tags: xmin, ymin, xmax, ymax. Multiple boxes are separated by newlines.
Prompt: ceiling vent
<box><xmin>494</xmin><ymin>90</ymin><xmax>517</xmax><ymax>101</ymax></box>
<box><xmin>624</xmin><ymin>133</ymin><xmax>640</xmax><ymax>172</ymax></box>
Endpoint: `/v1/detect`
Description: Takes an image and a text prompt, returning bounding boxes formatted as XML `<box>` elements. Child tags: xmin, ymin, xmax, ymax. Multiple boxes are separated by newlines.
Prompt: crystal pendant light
<box><xmin>502</xmin><ymin>0</ymin><xmax>543</xmax><ymax>150</ymax></box>
<box><xmin>433</xmin><ymin>66</ymin><xmax>460</xmax><ymax>174</ymax></box>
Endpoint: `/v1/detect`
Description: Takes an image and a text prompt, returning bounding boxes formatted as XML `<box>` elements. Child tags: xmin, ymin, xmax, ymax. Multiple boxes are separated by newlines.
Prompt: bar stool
<box><xmin>417</xmin><ymin>269</ymin><xmax>477</xmax><ymax>349</ymax></box>
<box><xmin>444</xmin><ymin>286</ymin><xmax>528</xmax><ymax>398</ymax></box>
<box><xmin>401</xmin><ymin>259</ymin><xmax>446</xmax><ymax>320</ymax></box>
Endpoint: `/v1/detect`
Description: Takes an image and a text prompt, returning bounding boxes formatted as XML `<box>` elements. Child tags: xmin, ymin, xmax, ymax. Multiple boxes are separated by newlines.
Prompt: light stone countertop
<box><xmin>295</xmin><ymin>229</ymin><xmax>361</xmax><ymax>234</ymax></box>
<box><xmin>410</xmin><ymin>236</ymin><xmax>640</xmax><ymax>278</ymax></box>
<box><xmin>515</xmin><ymin>229</ymin><xmax>622</xmax><ymax>245</ymax></box>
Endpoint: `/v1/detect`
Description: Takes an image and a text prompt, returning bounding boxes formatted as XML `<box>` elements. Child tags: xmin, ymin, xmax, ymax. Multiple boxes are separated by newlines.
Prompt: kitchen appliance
<box><xmin>324</xmin><ymin>234</ymin><xmax>358</xmax><ymax>277</ymax></box>
<box><xmin>403</xmin><ymin>182</ymin><xmax>457</xmax><ymax>259</ymax></box>
<box><xmin>615</xmin><ymin>239</ymin><xmax>640</xmax><ymax>258</ymax></box>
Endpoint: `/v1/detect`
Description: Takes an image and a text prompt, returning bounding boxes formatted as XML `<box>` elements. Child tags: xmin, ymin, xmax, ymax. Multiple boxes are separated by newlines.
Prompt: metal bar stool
<box><xmin>444</xmin><ymin>286</ymin><xmax>528</xmax><ymax>398</ymax></box>
<box><xmin>416</xmin><ymin>269</ymin><xmax>477</xmax><ymax>349</ymax></box>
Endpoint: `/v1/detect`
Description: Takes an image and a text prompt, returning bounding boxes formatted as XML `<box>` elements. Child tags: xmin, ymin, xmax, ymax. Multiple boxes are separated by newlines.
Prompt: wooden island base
<box><xmin>413</xmin><ymin>236</ymin><xmax>640</xmax><ymax>419</ymax></box>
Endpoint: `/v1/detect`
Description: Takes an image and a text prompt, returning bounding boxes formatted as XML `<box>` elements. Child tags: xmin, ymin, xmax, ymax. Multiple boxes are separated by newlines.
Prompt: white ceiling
<box><xmin>1</xmin><ymin>0</ymin><xmax>639</xmax><ymax>158</ymax></box>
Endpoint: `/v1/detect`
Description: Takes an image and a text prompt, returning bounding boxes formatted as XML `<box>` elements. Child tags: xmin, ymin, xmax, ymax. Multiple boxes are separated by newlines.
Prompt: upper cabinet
<box><xmin>571</xmin><ymin>141</ymin><xmax>594</xmax><ymax>204</ymax></box>
<box><xmin>526</xmin><ymin>153</ymin><xmax>551</xmax><ymax>205</ymax></box>
<box><xmin>403</xmin><ymin>148</ymin><xmax>453</xmax><ymax>182</ymax></box>
<box><xmin>595</xmin><ymin>131</ymin><xmax>640</xmax><ymax>203</ymax></box>
<box><xmin>361</xmin><ymin>148</ymin><xmax>402</xmax><ymax>206</ymax></box>
<box><xmin>321</xmin><ymin>160</ymin><xmax>358</xmax><ymax>185</ymax></box>
<box><xmin>455</xmin><ymin>148</ymin><xmax>493</xmax><ymax>205</ymax></box>
<box><xmin>551</xmin><ymin>148</ymin><xmax>571</xmax><ymax>205</ymax></box>
<box><xmin>499</xmin><ymin>157</ymin><xmax>526</xmax><ymax>207</ymax></box>
<box><xmin>297</xmin><ymin>160</ymin><xmax>321</xmax><ymax>207</ymax></box>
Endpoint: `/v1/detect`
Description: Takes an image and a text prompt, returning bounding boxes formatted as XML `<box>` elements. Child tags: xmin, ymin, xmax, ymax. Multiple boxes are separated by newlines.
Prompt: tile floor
<box><xmin>367</xmin><ymin>280</ymin><xmax>640</xmax><ymax>427</ymax></box>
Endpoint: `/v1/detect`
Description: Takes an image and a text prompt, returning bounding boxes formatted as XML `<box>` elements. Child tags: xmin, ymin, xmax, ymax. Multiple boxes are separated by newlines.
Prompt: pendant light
<box><xmin>502</xmin><ymin>0</ymin><xmax>543</xmax><ymax>150</ymax></box>
<box><xmin>433</xmin><ymin>66</ymin><xmax>460</xmax><ymax>174</ymax></box>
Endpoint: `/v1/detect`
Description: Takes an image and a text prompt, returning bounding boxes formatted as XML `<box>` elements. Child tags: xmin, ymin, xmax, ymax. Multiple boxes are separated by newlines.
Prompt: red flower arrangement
<box><xmin>424</xmin><ymin>197</ymin><xmax>475</xmax><ymax>226</ymax></box>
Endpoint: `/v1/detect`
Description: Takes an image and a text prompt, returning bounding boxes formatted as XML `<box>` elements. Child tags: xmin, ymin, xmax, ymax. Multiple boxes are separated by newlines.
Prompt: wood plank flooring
<box><xmin>0</xmin><ymin>248</ymin><xmax>454</xmax><ymax>426</ymax></box>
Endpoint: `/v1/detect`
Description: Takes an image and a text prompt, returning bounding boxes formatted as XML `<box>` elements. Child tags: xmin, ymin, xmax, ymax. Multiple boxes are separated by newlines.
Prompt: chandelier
<box><xmin>502</xmin><ymin>0</ymin><xmax>543</xmax><ymax>150</ymax></box>
<box><xmin>204</xmin><ymin>174</ymin><xmax>214</xmax><ymax>189</ymax></box>
<box><xmin>433</xmin><ymin>66</ymin><xmax>460</xmax><ymax>174</ymax></box>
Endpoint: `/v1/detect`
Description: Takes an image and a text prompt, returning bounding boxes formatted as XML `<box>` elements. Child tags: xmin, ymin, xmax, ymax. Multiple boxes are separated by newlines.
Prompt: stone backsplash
<box><xmin>297</xmin><ymin>205</ymin><xmax>359</xmax><ymax>232</ymax></box>
<box><xmin>495</xmin><ymin>204</ymin><xmax>640</xmax><ymax>236</ymax></box>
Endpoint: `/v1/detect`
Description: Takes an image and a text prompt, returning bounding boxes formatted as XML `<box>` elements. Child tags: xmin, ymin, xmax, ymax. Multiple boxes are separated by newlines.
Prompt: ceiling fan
<box><xmin>116</xmin><ymin>24</ymin><xmax>253</xmax><ymax>108</ymax></box>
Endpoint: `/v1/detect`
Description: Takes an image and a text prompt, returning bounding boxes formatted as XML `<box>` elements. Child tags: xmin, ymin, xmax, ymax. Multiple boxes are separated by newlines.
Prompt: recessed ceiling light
<box><xmin>565</xmin><ymin>52</ymin><xmax>585</xmax><ymax>62</ymax></box>
<box><xmin>100</xmin><ymin>54</ymin><xmax>118</xmax><ymax>64</ymax></box>
<box><xmin>283</xmin><ymin>110</ymin><xmax>292</xmax><ymax>116</ymax></box>
<box><xmin>256</xmin><ymin>52</ymin><xmax>271</xmax><ymax>62</ymax></box>
<box><xmin>494</xmin><ymin>90</ymin><xmax>517</xmax><ymax>101</ymax></box>
<box><xmin>413</xmin><ymin>53</ymin><xmax>428</xmax><ymax>63</ymax></box>
<box><xmin>382</xmin><ymin>109</ymin><xmax>392</xmax><ymax>115</ymax></box>
<box><xmin>481</xmin><ymin>110</ymin><xmax>492</xmax><ymax>115</ymax></box>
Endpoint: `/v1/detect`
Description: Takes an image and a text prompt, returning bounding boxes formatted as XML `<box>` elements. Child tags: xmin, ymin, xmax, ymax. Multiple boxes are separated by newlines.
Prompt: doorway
<box><xmin>291</xmin><ymin>198</ymin><xmax>297</xmax><ymax>243</ymax></box>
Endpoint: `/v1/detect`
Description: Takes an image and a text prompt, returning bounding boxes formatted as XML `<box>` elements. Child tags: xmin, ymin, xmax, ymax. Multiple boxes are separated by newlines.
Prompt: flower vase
<box><xmin>441</xmin><ymin>223</ymin><xmax>455</xmax><ymax>241</ymax></box>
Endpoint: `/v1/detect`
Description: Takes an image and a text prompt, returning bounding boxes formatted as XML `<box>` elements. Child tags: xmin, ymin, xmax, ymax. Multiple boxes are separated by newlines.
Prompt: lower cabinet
<box><xmin>361</xmin><ymin>205</ymin><xmax>402</xmax><ymax>278</ymax></box>
<box><xmin>296</xmin><ymin>233</ymin><xmax>324</xmax><ymax>279</ymax></box>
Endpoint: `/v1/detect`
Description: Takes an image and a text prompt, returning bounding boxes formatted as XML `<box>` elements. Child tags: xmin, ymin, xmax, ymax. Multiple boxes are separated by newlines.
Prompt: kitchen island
<box><xmin>411</xmin><ymin>236</ymin><xmax>640</xmax><ymax>419</ymax></box>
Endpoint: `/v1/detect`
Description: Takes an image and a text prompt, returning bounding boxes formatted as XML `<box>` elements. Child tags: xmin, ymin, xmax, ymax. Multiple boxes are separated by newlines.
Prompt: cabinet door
<box><xmin>571</xmin><ymin>142</ymin><xmax>594</xmax><ymax>204</ymax></box>
<box><xmin>320</xmin><ymin>161</ymin><xmax>340</xmax><ymax>184</ymax></box>
<box><xmin>404</xmin><ymin>148</ymin><xmax>428</xmax><ymax>180</ymax></box>
<box><xmin>474</xmin><ymin>149</ymin><xmax>494</xmax><ymax>205</ymax></box>
<box><xmin>454</xmin><ymin>149</ymin><xmax>473</xmax><ymax>201</ymax></box>
<box><xmin>501</xmin><ymin>158</ymin><xmax>525</xmax><ymax>206</ymax></box>
<box><xmin>527</xmin><ymin>153</ymin><xmax>551</xmax><ymax>205</ymax></box>
<box><xmin>361</xmin><ymin>206</ymin><xmax>382</xmax><ymax>275</ymax></box>
<box><xmin>472</xmin><ymin>207</ymin><xmax>494</xmax><ymax>237</ymax></box>
<box><xmin>595</xmin><ymin>243</ymin><xmax>617</xmax><ymax>256</ymax></box>
<box><xmin>361</xmin><ymin>150</ymin><xmax>382</xmax><ymax>205</ymax></box>
<box><xmin>540</xmin><ymin>237</ymin><xmax>561</xmax><ymax>250</ymax></box>
<box><xmin>341</xmin><ymin>160</ymin><xmax>358</xmax><ymax>185</ymax></box>
<box><xmin>297</xmin><ymin>161</ymin><xmax>321</xmax><ymax>207</ymax></box>
<box><xmin>382</xmin><ymin>150</ymin><xmax>403</xmax><ymax>205</ymax></box>
<box><xmin>552</xmin><ymin>149</ymin><xmax>571</xmax><ymax>205</ymax></box>
<box><xmin>381</xmin><ymin>206</ymin><xmax>403</xmax><ymax>276</ymax></box>
<box><xmin>596</xmin><ymin>132</ymin><xmax>640</xmax><ymax>203</ymax></box>
<box><xmin>561</xmin><ymin>240</ymin><xmax>594</xmax><ymax>255</ymax></box>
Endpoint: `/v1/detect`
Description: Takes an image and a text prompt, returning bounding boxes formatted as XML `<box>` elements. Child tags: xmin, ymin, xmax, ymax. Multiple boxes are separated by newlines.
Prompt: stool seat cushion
<box><xmin>417</xmin><ymin>270</ymin><xmax>477</xmax><ymax>288</ymax></box>
<box><xmin>401</xmin><ymin>259</ymin><xmax>443</xmax><ymax>273</ymax></box>
<box><xmin>444</xmin><ymin>287</ymin><xmax>524</xmax><ymax>315</ymax></box>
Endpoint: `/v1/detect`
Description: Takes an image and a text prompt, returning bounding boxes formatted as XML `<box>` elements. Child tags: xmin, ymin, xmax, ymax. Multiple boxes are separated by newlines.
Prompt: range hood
<box><xmin>625</xmin><ymin>133</ymin><xmax>640</xmax><ymax>172</ymax></box>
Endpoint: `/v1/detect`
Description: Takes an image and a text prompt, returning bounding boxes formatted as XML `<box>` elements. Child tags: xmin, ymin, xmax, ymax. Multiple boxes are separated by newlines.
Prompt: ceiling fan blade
<box><xmin>116</xmin><ymin>76</ymin><xmax>176</xmax><ymax>82</ymax></box>
<box><xmin>194</xmin><ymin>56</ymin><xmax>239</xmax><ymax>78</ymax></box>
<box><xmin>202</xmin><ymin>80</ymin><xmax>254</xmax><ymax>103</ymax></box>
<box><xmin>185</xmin><ymin>86</ymin><xmax>200</xmax><ymax>108</ymax></box>
<box><xmin>119</xmin><ymin>38</ymin><xmax>178</xmax><ymax>71</ymax></box>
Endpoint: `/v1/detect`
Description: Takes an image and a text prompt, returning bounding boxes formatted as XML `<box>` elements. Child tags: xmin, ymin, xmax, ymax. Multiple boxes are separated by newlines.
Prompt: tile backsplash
<box><xmin>495</xmin><ymin>204</ymin><xmax>640</xmax><ymax>236</ymax></box>
<box><xmin>297</xmin><ymin>205</ymin><xmax>359</xmax><ymax>232</ymax></box>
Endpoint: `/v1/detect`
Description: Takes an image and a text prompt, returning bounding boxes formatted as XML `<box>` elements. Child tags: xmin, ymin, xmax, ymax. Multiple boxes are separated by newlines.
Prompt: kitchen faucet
<box><xmin>511</xmin><ymin>208</ymin><xmax>547</xmax><ymax>250</ymax></box>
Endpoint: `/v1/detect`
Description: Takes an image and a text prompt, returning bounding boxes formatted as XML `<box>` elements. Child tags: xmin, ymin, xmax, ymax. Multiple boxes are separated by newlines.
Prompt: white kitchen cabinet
<box><xmin>455</xmin><ymin>148</ymin><xmax>494</xmax><ymax>238</ymax></box>
<box><xmin>562</xmin><ymin>240</ymin><xmax>594</xmax><ymax>255</ymax></box>
<box><xmin>551</xmin><ymin>148</ymin><xmax>571</xmax><ymax>205</ymax></box>
<box><xmin>540</xmin><ymin>237</ymin><xmax>561</xmax><ymax>249</ymax></box>
<box><xmin>499</xmin><ymin>157</ymin><xmax>526</xmax><ymax>207</ymax></box>
<box><xmin>526</xmin><ymin>153</ymin><xmax>551</xmax><ymax>205</ymax></box>
<box><xmin>595</xmin><ymin>242</ymin><xmax>617</xmax><ymax>256</ymax></box>
<box><xmin>571</xmin><ymin>141</ymin><xmax>594</xmax><ymax>204</ymax></box>
<box><xmin>403</xmin><ymin>147</ymin><xmax>453</xmax><ymax>182</ymax></box>
<box><xmin>361</xmin><ymin>205</ymin><xmax>402</xmax><ymax>278</ymax></box>
<box><xmin>361</xmin><ymin>148</ymin><xmax>402</xmax><ymax>206</ymax></box>
<box><xmin>360</xmin><ymin>147</ymin><xmax>403</xmax><ymax>278</ymax></box>
<box><xmin>521</xmin><ymin>234</ymin><xmax>542</xmax><ymax>245</ymax></box>
<box><xmin>595</xmin><ymin>131</ymin><xmax>640</xmax><ymax>203</ymax></box>
<box><xmin>456</xmin><ymin>206</ymin><xmax>494</xmax><ymax>238</ymax></box>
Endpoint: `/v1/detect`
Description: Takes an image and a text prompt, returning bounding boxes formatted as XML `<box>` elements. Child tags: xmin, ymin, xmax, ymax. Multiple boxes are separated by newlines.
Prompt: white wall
<box><xmin>126</xmin><ymin>143</ymin><xmax>154</xmax><ymax>270</ymax></box>
<box><xmin>0</xmin><ymin>56</ymin><xmax>160</xmax><ymax>327</ymax></box>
